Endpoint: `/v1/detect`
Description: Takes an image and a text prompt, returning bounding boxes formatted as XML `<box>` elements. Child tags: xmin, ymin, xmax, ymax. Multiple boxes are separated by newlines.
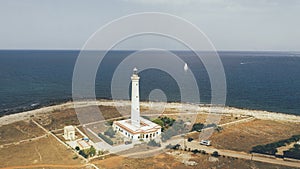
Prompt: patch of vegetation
<box><xmin>251</xmin><ymin>135</ymin><xmax>300</xmax><ymax>156</ymax></box>
<box><xmin>147</xmin><ymin>139</ymin><xmax>161</xmax><ymax>147</ymax></box>
<box><xmin>152</xmin><ymin>116</ymin><xmax>175</xmax><ymax>132</ymax></box>
<box><xmin>104</xmin><ymin>127</ymin><xmax>116</xmax><ymax>138</ymax></box>
<box><xmin>191</xmin><ymin>123</ymin><xmax>204</xmax><ymax>132</ymax></box>
<box><xmin>191</xmin><ymin>149</ymin><xmax>201</xmax><ymax>154</ymax></box>
<box><xmin>98</xmin><ymin>150</ymin><xmax>104</xmax><ymax>156</ymax></box>
<box><xmin>204</xmin><ymin>123</ymin><xmax>217</xmax><ymax>129</ymax></box>
<box><xmin>152</xmin><ymin>118</ymin><xmax>164</xmax><ymax>128</ymax></box>
<box><xmin>215</xmin><ymin>126</ymin><xmax>223</xmax><ymax>132</ymax></box>
<box><xmin>98</xmin><ymin>133</ymin><xmax>114</xmax><ymax>145</ymax></box>
<box><xmin>212</xmin><ymin>151</ymin><xmax>220</xmax><ymax>157</ymax></box>
<box><xmin>105</xmin><ymin>120</ymin><xmax>113</xmax><ymax>126</ymax></box>
<box><xmin>166</xmin><ymin>144</ymin><xmax>181</xmax><ymax>150</ymax></box>
<box><xmin>78</xmin><ymin>146</ymin><xmax>96</xmax><ymax>158</ymax></box>
<box><xmin>283</xmin><ymin>144</ymin><xmax>300</xmax><ymax>160</ymax></box>
<box><xmin>161</xmin><ymin>119</ymin><xmax>189</xmax><ymax>141</ymax></box>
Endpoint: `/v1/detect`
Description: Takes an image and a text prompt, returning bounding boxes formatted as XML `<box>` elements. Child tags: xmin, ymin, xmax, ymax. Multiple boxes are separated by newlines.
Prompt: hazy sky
<box><xmin>0</xmin><ymin>0</ymin><xmax>299</xmax><ymax>51</ymax></box>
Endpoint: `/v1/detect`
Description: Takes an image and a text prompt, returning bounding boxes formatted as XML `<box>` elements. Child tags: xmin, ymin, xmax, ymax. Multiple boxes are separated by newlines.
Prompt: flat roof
<box><xmin>114</xmin><ymin>117</ymin><xmax>161</xmax><ymax>134</ymax></box>
<box><xmin>77</xmin><ymin>140</ymin><xmax>91</xmax><ymax>149</ymax></box>
<box><xmin>64</xmin><ymin>125</ymin><xmax>75</xmax><ymax>131</ymax></box>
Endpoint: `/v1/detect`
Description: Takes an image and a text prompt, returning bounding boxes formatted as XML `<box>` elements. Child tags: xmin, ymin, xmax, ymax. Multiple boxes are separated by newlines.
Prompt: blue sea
<box><xmin>1</xmin><ymin>50</ymin><xmax>300</xmax><ymax>116</ymax></box>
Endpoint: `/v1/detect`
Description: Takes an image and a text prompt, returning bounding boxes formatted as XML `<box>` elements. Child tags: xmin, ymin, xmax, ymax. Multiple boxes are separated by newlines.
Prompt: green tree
<box><xmin>88</xmin><ymin>146</ymin><xmax>96</xmax><ymax>157</ymax></box>
<box><xmin>152</xmin><ymin>118</ymin><xmax>164</xmax><ymax>127</ymax></box>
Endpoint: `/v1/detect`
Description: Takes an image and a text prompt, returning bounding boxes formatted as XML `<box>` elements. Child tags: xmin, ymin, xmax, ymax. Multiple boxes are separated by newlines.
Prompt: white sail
<box><xmin>184</xmin><ymin>63</ymin><xmax>188</xmax><ymax>72</ymax></box>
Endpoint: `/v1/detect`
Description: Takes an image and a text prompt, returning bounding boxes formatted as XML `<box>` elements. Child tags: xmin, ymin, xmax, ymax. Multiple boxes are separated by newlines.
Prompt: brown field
<box><xmin>0</xmin><ymin>135</ymin><xmax>84</xmax><ymax>168</ymax></box>
<box><xmin>33</xmin><ymin>104</ymin><xmax>248</xmax><ymax>134</ymax></box>
<box><xmin>34</xmin><ymin>105</ymin><xmax>123</xmax><ymax>131</ymax></box>
<box><xmin>0</xmin><ymin>121</ymin><xmax>44</xmax><ymax>145</ymax></box>
<box><xmin>1</xmin><ymin>103</ymin><xmax>300</xmax><ymax>169</ymax></box>
<box><xmin>205</xmin><ymin>119</ymin><xmax>300</xmax><ymax>152</ymax></box>
<box><xmin>92</xmin><ymin>151</ymin><xmax>298</xmax><ymax>169</ymax></box>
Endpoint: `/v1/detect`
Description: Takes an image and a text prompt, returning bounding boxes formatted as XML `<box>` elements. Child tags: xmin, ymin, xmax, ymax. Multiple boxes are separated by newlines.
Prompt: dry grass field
<box><xmin>0</xmin><ymin>120</ymin><xmax>44</xmax><ymax>145</ymax></box>
<box><xmin>0</xmin><ymin>135</ymin><xmax>84</xmax><ymax>168</ymax></box>
<box><xmin>92</xmin><ymin>151</ymin><xmax>298</xmax><ymax>169</ymax></box>
<box><xmin>209</xmin><ymin>119</ymin><xmax>300</xmax><ymax>152</ymax></box>
<box><xmin>2</xmin><ymin>103</ymin><xmax>300</xmax><ymax>169</ymax></box>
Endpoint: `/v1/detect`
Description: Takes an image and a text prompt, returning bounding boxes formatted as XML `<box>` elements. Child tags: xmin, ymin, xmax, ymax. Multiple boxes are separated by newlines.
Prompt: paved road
<box><xmin>185</xmin><ymin>140</ymin><xmax>300</xmax><ymax>168</ymax></box>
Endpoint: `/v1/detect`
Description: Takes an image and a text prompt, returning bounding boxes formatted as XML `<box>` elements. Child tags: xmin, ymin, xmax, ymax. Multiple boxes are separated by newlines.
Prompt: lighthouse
<box><xmin>112</xmin><ymin>67</ymin><xmax>161</xmax><ymax>141</ymax></box>
<box><xmin>131</xmin><ymin>67</ymin><xmax>140</xmax><ymax>127</ymax></box>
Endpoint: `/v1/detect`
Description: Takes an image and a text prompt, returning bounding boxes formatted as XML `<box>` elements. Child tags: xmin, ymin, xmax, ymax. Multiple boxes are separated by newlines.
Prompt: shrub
<box><xmin>79</xmin><ymin>150</ymin><xmax>88</xmax><ymax>158</ymax></box>
<box><xmin>251</xmin><ymin>135</ymin><xmax>300</xmax><ymax>155</ymax></box>
<box><xmin>191</xmin><ymin>149</ymin><xmax>200</xmax><ymax>154</ymax></box>
<box><xmin>215</xmin><ymin>126</ymin><xmax>223</xmax><ymax>132</ymax></box>
<box><xmin>191</xmin><ymin>123</ymin><xmax>204</xmax><ymax>132</ymax></box>
<box><xmin>98</xmin><ymin>133</ymin><xmax>113</xmax><ymax>145</ymax></box>
<box><xmin>147</xmin><ymin>139</ymin><xmax>161</xmax><ymax>147</ymax></box>
<box><xmin>283</xmin><ymin>143</ymin><xmax>300</xmax><ymax>160</ymax></box>
<box><xmin>87</xmin><ymin>146</ymin><xmax>96</xmax><ymax>157</ymax></box>
<box><xmin>104</xmin><ymin>127</ymin><xmax>115</xmax><ymax>138</ymax></box>
<box><xmin>212</xmin><ymin>151</ymin><xmax>219</xmax><ymax>157</ymax></box>
<box><xmin>152</xmin><ymin>118</ymin><xmax>164</xmax><ymax>127</ymax></box>
<box><xmin>98</xmin><ymin>150</ymin><xmax>104</xmax><ymax>155</ymax></box>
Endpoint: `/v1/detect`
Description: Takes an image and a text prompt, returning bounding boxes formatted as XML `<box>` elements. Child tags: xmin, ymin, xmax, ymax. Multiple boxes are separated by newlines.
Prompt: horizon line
<box><xmin>0</xmin><ymin>49</ymin><xmax>299</xmax><ymax>53</ymax></box>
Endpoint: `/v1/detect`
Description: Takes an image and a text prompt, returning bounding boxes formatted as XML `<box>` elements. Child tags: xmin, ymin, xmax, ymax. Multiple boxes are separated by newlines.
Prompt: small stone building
<box><xmin>63</xmin><ymin>125</ymin><xmax>76</xmax><ymax>140</ymax></box>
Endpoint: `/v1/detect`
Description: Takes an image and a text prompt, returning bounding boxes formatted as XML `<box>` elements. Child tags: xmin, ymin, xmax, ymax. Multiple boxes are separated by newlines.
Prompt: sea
<box><xmin>1</xmin><ymin>50</ymin><xmax>300</xmax><ymax>116</ymax></box>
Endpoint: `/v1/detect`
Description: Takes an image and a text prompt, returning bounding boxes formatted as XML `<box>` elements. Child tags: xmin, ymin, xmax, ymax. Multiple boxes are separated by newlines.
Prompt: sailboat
<box><xmin>184</xmin><ymin>63</ymin><xmax>188</xmax><ymax>72</ymax></box>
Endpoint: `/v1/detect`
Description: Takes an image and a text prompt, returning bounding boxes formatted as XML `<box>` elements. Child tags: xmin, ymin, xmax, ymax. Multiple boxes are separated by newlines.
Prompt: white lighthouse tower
<box><xmin>131</xmin><ymin>67</ymin><xmax>140</xmax><ymax>127</ymax></box>
<box><xmin>112</xmin><ymin>67</ymin><xmax>161</xmax><ymax>141</ymax></box>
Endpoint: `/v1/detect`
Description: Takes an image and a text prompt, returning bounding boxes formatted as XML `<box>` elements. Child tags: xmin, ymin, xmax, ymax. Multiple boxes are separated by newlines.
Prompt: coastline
<box><xmin>0</xmin><ymin>99</ymin><xmax>300</xmax><ymax>126</ymax></box>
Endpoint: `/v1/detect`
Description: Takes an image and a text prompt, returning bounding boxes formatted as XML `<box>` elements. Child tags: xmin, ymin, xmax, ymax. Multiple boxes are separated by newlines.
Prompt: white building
<box><xmin>63</xmin><ymin>125</ymin><xmax>76</xmax><ymax>140</ymax></box>
<box><xmin>113</xmin><ymin>68</ymin><xmax>162</xmax><ymax>141</ymax></box>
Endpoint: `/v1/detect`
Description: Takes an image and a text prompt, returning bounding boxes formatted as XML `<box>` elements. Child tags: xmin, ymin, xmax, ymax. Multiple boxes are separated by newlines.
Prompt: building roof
<box><xmin>114</xmin><ymin>117</ymin><xmax>161</xmax><ymax>135</ymax></box>
<box><xmin>77</xmin><ymin>140</ymin><xmax>91</xmax><ymax>149</ymax></box>
<box><xmin>64</xmin><ymin>125</ymin><xmax>75</xmax><ymax>132</ymax></box>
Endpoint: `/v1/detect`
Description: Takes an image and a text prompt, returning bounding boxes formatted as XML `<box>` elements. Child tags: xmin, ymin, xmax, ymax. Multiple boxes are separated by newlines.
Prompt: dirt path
<box><xmin>0</xmin><ymin>164</ymin><xmax>99</xmax><ymax>169</ymax></box>
<box><xmin>0</xmin><ymin>134</ymin><xmax>48</xmax><ymax>148</ymax></box>
<box><xmin>0</xmin><ymin>164</ymin><xmax>89</xmax><ymax>169</ymax></box>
